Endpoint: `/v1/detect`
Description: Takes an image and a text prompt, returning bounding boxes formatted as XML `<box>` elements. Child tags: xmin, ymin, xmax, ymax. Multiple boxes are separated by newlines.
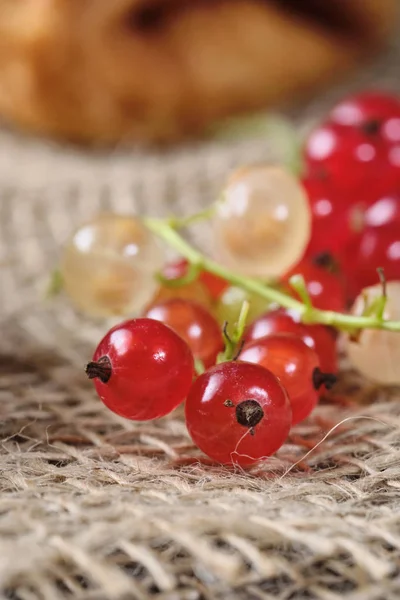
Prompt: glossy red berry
<box><xmin>305</xmin><ymin>323</ymin><xmax>338</xmax><ymax>375</ymax></box>
<box><xmin>302</xmin><ymin>176</ymin><xmax>362</xmax><ymax>257</ymax></box>
<box><xmin>144</xmin><ymin>298</ymin><xmax>223</xmax><ymax>368</ymax></box>
<box><xmin>86</xmin><ymin>318</ymin><xmax>194</xmax><ymax>420</ymax></box>
<box><xmin>304</xmin><ymin>122</ymin><xmax>385</xmax><ymax>195</ymax></box>
<box><xmin>245</xmin><ymin>308</ymin><xmax>338</xmax><ymax>374</ymax></box>
<box><xmin>185</xmin><ymin>361</ymin><xmax>291</xmax><ymax>466</ymax></box>
<box><xmin>240</xmin><ymin>334</ymin><xmax>336</xmax><ymax>425</ymax></box>
<box><xmin>364</xmin><ymin>193</ymin><xmax>400</xmax><ymax>228</ymax></box>
<box><xmin>338</xmin><ymin>192</ymin><xmax>400</xmax><ymax>297</ymax></box>
<box><xmin>283</xmin><ymin>257</ymin><xmax>346</xmax><ymax>313</ymax></box>
<box><xmin>376</xmin><ymin>123</ymin><xmax>400</xmax><ymax>190</ymax></box>
<box><xmin>160</xmin><ymin>258</ymin><xmax>227</xmax><ymax>301</ymax></box>
<box><xmin>341</xmin><ymin>222</ymin><xmax>400</xmax><ymax>301</ymax></box>
<box><xmin>199</xmin><ymin>270</ymin><xmax>229</xmax><ymax>300</ymax></box>
<box><xmin>329</xmin><ymin>91</ymin><xmax>400</xmax><ymax>129</ymax></box>
<box><xmin>308</xmin><ymin>92</ymin><xmax>400</xmax><ymax>194</ymax></box>
<box><xmin>152</xmin><ymin>258</ymin><xmax>213</xmax><ymax>308</ymax></box>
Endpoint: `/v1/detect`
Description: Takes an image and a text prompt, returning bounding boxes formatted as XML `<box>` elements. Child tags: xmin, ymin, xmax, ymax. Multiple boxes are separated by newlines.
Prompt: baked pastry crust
<box><xmin>0</xmin><ymin>0</ymin><xmax>396</xmax><ymax>144</ymax></box>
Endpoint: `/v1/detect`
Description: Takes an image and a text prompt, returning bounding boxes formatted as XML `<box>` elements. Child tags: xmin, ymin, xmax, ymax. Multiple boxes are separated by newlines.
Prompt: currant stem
<box><xmin>145</xmin><ymin>217</ymin><xmax>303</xmax><ymax>311</ymax></box>
<box><xmin>46</xmin><ymin>269</ymin><xmax>64</xmax><ymax>298</ymax></box>
<box><xmin>288</xmin><ymin>274</ymin><xmax>313</xmax><ymax>314</ymax></box>
<box><xmin>168</xmin><ymin>205</ymin><xmax>217</xmax><ymax>230</ymax></box>
<box><xmin>144</xmin><ymin>217</ymin><xmax>400</xmax><ymax>332</ymax></box>
<box><xmin>194</xmin><ymin>358</ymin><xmax>206</xmax><ymax>376</ymax></box>
<box><xmin>156</xmin><ymin>262</ymin><xmax>200</xmax><ymax>288</ymax></box>
<box><xmin>219</xmin><ymin>322</ymin><xmax>235</xmax><ymax>363</ymax></box>
<box><xmin>232</xmin><ymin>340</ymin><xmax>245</xmax><ymax>362</ymax></box>
<box><xmin>375</xmin><ymin>267</ymin><xmax>387</xmax><ymax>322</ymax></box>
<box><xmin>233</xmin><ymin>301</ymin><xmax>250</xmax><ymax>342</ymax></box>
<box><xmin>85</xmin><ymin>356</ymin><xmax>112</xmax><ymax>384</ymax></box>
<box><xmin>218</xmin><ymin>301</ymin><xmax>249</xmax><ymax>363</ymax></box>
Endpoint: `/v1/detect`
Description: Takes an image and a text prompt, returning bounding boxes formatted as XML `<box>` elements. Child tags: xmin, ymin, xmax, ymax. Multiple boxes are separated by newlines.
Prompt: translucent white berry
<box><xmin>212</xmin><ymin>165</ymin><xmax>311</xmax><ymax>278</ymax></box>
<box><xmin>346</xmin><ymin>281</ymin><xmax>400</xmax><ymax>384</ymax></box>
<box><xmin>61</xmin><ymin>214</ymin><xmax>164</xmax><ymax>317</ymax></box>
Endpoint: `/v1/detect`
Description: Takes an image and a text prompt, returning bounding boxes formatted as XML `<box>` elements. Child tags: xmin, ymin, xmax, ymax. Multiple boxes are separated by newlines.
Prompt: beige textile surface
<box><xmin>1</xmin><ymin>33</ymin><xmax>400</xmax><ymax>600</ymax></box>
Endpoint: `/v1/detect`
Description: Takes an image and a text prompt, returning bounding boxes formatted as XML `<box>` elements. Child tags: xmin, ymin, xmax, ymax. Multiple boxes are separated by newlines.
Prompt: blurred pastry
<box><xmin>0</xmin><ymin>0</ymin><xmax>396</xmax><ymax>145</ymax></box>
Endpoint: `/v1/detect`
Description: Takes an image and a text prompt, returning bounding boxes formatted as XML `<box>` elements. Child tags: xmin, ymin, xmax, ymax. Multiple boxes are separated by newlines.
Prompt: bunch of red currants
<box><xmin>59</xmin><ymin>90</ymin><xmax>400</xmax><ymax>467</ymax></box>
<box><xmin>85</xmin><ymin>278</ymin><xmax>337</xmax><ymax>467</ymax></box>
<box><xmin>303</xmin><ymin>90</ymin><xmax>400</xmax><ymax>301</ymax></box>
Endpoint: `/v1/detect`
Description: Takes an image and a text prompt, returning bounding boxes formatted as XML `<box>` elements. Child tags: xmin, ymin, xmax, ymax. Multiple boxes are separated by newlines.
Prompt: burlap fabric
<box><xmin>1</xmin><ymin>33</ymin><xmax>400</xmax><ymax>600</ymax></box>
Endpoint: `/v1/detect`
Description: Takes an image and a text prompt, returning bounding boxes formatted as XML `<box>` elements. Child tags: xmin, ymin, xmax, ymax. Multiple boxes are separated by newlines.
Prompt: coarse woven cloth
<box><xmin>1</xmin><ymin>32</ymin><xmax>400</xmax><ymax>600</ymax></box>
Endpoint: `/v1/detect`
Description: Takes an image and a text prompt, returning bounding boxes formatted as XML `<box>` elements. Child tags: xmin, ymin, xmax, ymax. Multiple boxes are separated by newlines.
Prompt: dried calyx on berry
<box><xmin>312</xmin><ymin>367</ymin><xmax>337</xmax><ymax>391</ymax></box>
<box><xmin>85</xmin><ymin>318</ymin><xmax>195</xmax><ymax>421</ymax></box>
<box><xmin>312</xmin><ymin>251</ymin><xmax>340</xmax><ymax>274</ymax></box>
<box><xmin>224</xmin><ymin>398</ymin><xmax>264</xmax><ymax>436</ymax></box>
<box><xmin>85</xmin><ymin>356</ymin><xmax>112</xmax><ymax>384</ymax></box>
<box><xmin>217</xmin><ymin>300</ymin><xmax>250</xmax><ymax>363</ymax></box>
<box><xmin>360</xmin><ymin>119</ymin><xmax>381</xmax><ymax>136</ymax></box>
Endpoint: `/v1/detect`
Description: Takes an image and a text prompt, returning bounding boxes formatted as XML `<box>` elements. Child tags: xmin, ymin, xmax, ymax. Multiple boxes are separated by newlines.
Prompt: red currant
<box><xmin>160</xmin><ymin>258</ymin><xmax>227</xmax><ymax>301</ymax></box>
<box><xmin>185</xmin><ymin>361</ymin><xmax>291</xmax><ymax>466</ymax></box>
<box><xmin>86</xmin><ymin>318</ymin><xmax>194</xmax><ymax>420</ymax></box>
<box><xmin>308</xmin><ymin>92</ymin><xmax>400</xmax><ymax>194</ymax></box>
<box><xmin>245</xmin><ymin>308</ymin><xmax>338</xmax><ymax>374</ymax></box>
<box><xmin>341</xmin><ymin>222</ymin><xmax>400</xmax><ymax>300</ymax></box>
<box><xmin>304</xmin><ymin>122</ymin><xmax>386</xmax><ymax>195</ymax></box>
<box><xmin>376</xmin><ymin>123</ymin><xmax>400</xmax><ymax>190</ymax></box>
<box><xmin>376</xmin><ymin>119</ymin><xmax>400</xmax><ymax>190</ymax></box>
<box><xmin>329</xmin><ymin>91</ymin><xmax>400</xmax><ymax>129</ymax></box>
<box><xmin>152</xmin><ymin>259</ymin><xmax>213</xmax><ymax>308</ymax></box>
<box><xmin>283</xmin><ymin>257</ymin><xmax>346</xmax><ymax>313</ymax></box>
<box><xmin>144</xmin><ymin>298</ymin><xmax>223</xmax><ymax>368</ymax></box>
<box><xmin>199</xmin><ymin>270</ymin><xmax>228</xmax><ymax>300</ymax></box>
<box><xmin>302</xmin><ymin>176</ymin><xmax>362</xmax><ymax>257</ymax></box>
<box><xmin>240</xmin><ymin>334</ymin><xmax>336</xmax><ymax>425</ymax></box>
<box><xmin>364</xmin><ymin>193</ymin><xmax>400</xmax><ymax>228</ymax></box>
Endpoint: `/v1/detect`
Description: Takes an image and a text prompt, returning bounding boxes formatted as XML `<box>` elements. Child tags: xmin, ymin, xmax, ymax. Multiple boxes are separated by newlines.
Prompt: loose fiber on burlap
<box><xmin>1</xmin><ymin>33</ymin><xmax>400</xmax><ymax>600</ymax></box>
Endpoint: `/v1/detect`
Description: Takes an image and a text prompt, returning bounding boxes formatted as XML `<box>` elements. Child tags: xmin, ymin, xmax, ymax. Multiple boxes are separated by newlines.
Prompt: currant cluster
<box><xmin>303</xmin><ymin>91</ymin><xmax>400</xmax><ymax>301</ymax></box>
<box><xmin>86</xmin><ymin>302</ymin><xmax>336</xmax><ymax>467</ymax></box>
<box><xmin>58</xmin><ymin>89</ymin><xmax>400</xmax><ymax>467</ymax></box>
<box><xmin>80</xmin><ymin>231</ymin><xmax>339</xmax><ymax>467</ymax></box>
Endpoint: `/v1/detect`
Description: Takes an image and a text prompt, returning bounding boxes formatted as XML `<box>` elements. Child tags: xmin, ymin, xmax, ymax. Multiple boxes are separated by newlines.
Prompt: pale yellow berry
<box><xmin>61</xmin><ymin>214</ymin><xmax>163</xmax><ymax>317</ymax></box>
<box><xmin>213</xmin><ymin>165</ymin><xmax>311</xmax><ymax>277</ymax></box>
<box><xmin>346</xmin><ymin>281</ymin><xmax>400</xmax><ymax>385</ymax></box>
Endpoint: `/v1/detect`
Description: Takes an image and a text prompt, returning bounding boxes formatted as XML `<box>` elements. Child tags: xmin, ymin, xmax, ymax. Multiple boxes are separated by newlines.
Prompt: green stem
<box><xmin>145</xmin><ymin>217</ymin><xmax>302</xmax><ymax>310</ymax></box>
<box><xmin>218</xmin><ymin>301</ymin><xmax>249</xmax><ymax>363</ymax></box>
<box><xmin>233</xmin><ymin>301</ymin><xmax>250</xmax><ymax>344</ymax></box>
<box><xmin>375</xmin><ymin>267</ymin><xmax>387</xmax><ymax>322</ymax></box>
<box><xmin>288</xmin><ymin>274</ymin><xmax>313</xmax><ymax>313</ymax></box>
<box><xmin>156</xmin><ymin>262</ymin><xmax>200</xmax><ymax>288</ymax></box>
<box><xmin>144</xmin><ymin>217</ymin><xmax>400</xmax><ymax>332</ymax></box>
<box><xmin>168</xmin><ymin>205</ymin><xmax>216</xmax><ymax>230</ymax></box>
<box><xmin>45</xmin><ymin>269</ymin><xmax>64</xmax><ymax>298</ymax></box>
